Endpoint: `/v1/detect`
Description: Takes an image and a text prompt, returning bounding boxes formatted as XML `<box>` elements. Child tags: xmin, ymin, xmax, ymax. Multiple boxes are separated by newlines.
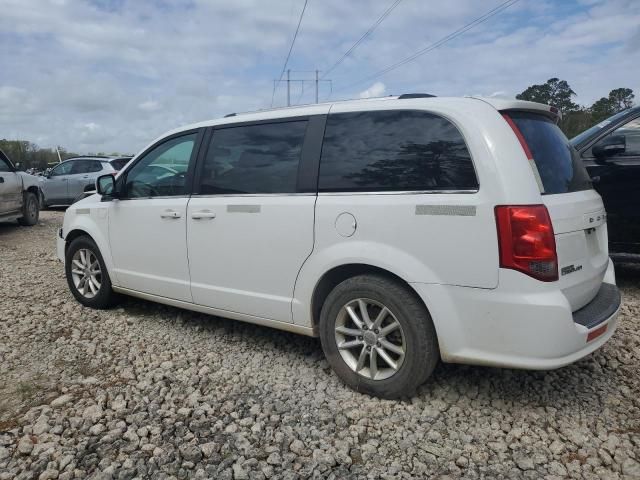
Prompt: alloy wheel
<box><xmin>70</xmin><ymin>249</ymin><xmax>102</xmax><ymax>299</ymax></box>
<box><xmin>334</xmin><ymin>298</ymin><xmax>406</xmax><ymax>380</ymax></box>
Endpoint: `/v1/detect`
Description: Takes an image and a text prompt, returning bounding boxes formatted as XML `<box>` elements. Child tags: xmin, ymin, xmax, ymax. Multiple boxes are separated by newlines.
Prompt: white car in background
<box><xmin>0</xmin><ymin>149</ymin><xmax>41</xmax><ymax>225</ymax></box>
<box><xmin>57</xmin><ymin>95</ymin><xmax>621</xmax><ymax>398</ymax></box>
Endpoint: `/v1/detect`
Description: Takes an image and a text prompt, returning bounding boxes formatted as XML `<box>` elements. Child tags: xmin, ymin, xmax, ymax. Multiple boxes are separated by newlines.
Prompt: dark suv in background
<box><xmin>571</xmin><ymin>106</ymin><xmax>640</xmax><ymax>261</ymax></box>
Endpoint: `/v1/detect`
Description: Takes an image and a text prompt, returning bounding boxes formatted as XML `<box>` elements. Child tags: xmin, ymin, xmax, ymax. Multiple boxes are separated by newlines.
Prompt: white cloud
<box><xmin>359</xmin><ymin>82</ymin><xmax>386</xmax><ymax>99</ymax></box>
<box><xmin>138</xmin><ymin>100</ymin><xmax>161</xmax><ymax>112</ymax></box>
<box><xmin>0</xmin><ymin>0</ymin><xmax>637</xmax><ymax>153</ymax></box>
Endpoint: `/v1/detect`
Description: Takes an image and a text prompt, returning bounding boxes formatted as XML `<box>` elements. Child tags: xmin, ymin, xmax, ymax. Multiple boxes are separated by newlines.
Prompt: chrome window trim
<box><xmin>318</xmin><ymin>189</ymin><xmax>479</xmax><ymax>196</ymax></box>
<box><xmin>190</xmin><ymin>193</ymin><xmax>315</xmax><ymax>198</ymax></box>
<box><xmin>116</xmin><ymin>195</ymin><xmax>190</xmax><ymax>201</ymax></box>
<box><xmin>116</xmin><ymin>190</ymin><xmax>478</xmax><ymax>200</ymax></box>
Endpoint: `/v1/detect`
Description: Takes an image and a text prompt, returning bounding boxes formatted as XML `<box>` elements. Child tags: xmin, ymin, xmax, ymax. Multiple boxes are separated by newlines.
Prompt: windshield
<box><xmin>570</xmin><ymin>109</ymin><xmax>631</xmax><ymax>147</ymax></box>
<box><xmin>508</xmin><ymin>112</ymin><xmax>592</xmax><ymax>195</ymax></box>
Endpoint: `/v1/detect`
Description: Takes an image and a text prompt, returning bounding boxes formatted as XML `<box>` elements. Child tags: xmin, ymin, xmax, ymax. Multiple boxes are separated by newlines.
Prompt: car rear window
<box><xmin>507</xmin><ymin>112</ymin><xmax>591</xmax><ymax>194</ymax></box>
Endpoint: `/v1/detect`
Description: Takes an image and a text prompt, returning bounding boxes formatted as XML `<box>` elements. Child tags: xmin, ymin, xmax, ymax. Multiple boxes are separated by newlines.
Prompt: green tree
<box><xmin>608</xmin><ymin>88</ymin><xmax>634</xmax><ymax>111</ymax></box>
<box><xmin>590</xmin><ymin>88</ymin><xmax>635</xmax><ymax>123</ymax></box>
<box><xmin>516</xmin><ymin>77</ymin><xmax>580</xmax><ymax>116</ymax></box>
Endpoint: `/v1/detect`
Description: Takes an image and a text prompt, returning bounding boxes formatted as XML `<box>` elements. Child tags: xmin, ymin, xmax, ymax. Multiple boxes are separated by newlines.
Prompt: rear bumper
<box><xmin>411</xmin><ymin>259</ymin><xmax>621</xmax><ymax>370</ymax></box>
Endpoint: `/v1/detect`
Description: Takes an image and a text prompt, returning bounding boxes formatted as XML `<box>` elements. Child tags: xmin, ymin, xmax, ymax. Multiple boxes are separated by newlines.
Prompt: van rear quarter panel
<box><xmin>292</xmin><ymin>99</ymin><xmax>543</xmax><ymax>327</ymax></box>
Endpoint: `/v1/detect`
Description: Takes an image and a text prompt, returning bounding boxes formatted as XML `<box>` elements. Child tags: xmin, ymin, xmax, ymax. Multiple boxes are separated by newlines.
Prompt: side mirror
<box><xmin>593</xmin><ymin>134</ymin><xmax>626</xmax><ymax>159</ymax></box>
<box><xmin>96</xmin><ymin>174</ymin><xmax>117</xmax><ymax>200</ymax></box>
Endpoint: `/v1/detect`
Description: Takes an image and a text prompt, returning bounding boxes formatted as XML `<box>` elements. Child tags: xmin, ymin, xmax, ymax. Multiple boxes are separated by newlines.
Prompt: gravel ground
<box><xmin>0</xmin><ymin>210</ymin><xmax>639</xmax><ymax>480</ymax></box>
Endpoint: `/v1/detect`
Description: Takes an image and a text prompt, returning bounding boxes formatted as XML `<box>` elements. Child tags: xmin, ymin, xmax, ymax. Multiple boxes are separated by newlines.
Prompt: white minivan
<box><xmin>58</xmin><ymin>95</ymin><xmax>621</xmax><ymax>398</ymax></box>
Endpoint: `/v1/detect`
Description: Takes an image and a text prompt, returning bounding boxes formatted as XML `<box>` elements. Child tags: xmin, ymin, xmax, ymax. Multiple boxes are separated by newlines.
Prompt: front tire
<box><xmin>65</xmin><ymin>236</ymin><xmax>115</xmax><ymax>309</ymax></box>
<box><xmin>17</xmin><ymin>192</ymin><xmax>39</xmax><ymax>226</ymax></box>
<box><xmin>319</xmin><ymin>275</ymin><xmax>439</xmax><ymax>399</ymax></box>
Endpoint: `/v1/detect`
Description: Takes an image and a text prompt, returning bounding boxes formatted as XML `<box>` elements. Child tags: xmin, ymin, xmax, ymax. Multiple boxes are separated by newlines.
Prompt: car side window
<box><xmin>612</xmin><ymin>117</ymin><xmax>640</xmax><ymax>156</ymax></box>
<box><xmin>123</xmin><ymin>133</ymin><xmax>197</xmax><ymax>198</ymax></box>
<box><xmin>70</xmin><ymin>160</ymin><xmax>103</xmax><ymax>174</ymax></box>
<box><xmin>318</xmin><ymin>110</ymin><xmax>478</xmax><ymax>192</ymax></box>
<box><xmin>50</xmin><ymin>162</ymin><xmax>73</xmax><ymax>177</ymax></box>
<box><xmin>198</xmin><ymin>121</ymin><xmax>308</xmax><ymax>195</ymax></box>
<box><xmin>590</xmin><ymin>117</ymin><xmax>640</xmax><ymax>158</ymax></box>
<box><xmin>0</xmin><ymin>153</ymin><xmax>12</xmax><ymax>172</ymax></box>
<box><xmin>87</xmin><ymin>161</ymin><xmax>104</xmax><ymax>173</ymax></box>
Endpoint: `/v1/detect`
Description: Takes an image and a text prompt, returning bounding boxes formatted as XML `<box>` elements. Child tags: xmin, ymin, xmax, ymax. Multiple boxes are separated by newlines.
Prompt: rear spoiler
<box><xmin>470</xmin><ymin>97</ymin><xmax>562</xmax><ymax>123</ymax></box>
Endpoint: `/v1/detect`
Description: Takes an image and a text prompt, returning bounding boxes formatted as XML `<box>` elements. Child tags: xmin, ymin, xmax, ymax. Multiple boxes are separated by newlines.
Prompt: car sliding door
<box><xmin>186</xmin><ymin>116</ymin><xmax>325</xmax><ymax>323</ymax></box>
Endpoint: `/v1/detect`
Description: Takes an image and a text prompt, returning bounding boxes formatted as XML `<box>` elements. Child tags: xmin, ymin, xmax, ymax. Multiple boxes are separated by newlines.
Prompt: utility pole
<box><xmin>286</xmin><ymin>69</ymin><xmax>291</xmax><ymax>107</ymax></box>
<box><xmin>273</xmin><ymin>70</ymin><xmax>332</xmax><ymax>107</ymax></box>
<box><xmin>315</xmin><ymin>70</ymin><xmax>319</xmax><ymax>104</ymax></box>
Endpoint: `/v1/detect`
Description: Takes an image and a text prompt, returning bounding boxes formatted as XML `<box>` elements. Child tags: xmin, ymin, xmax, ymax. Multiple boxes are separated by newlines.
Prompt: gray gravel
<box><xmin>1</xmin><ymin>210</ymin><xmax>639</xmax><ymax>480</ymax></box>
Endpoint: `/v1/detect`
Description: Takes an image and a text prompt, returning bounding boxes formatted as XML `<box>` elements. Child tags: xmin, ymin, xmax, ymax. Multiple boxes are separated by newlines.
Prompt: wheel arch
<box><xmin>309</xmin><ymin>263</ymin><xmax>434</xmax><ymax>336</ymax></box>
<box><xmin>64</xmin><ymin>228</ymin><xmax>95</xmax><ymax>253</ymax></box>
<box><xmin>62</xmin><ymin>214</ymin><xmax>118</xmax><ymax>285</ymax></box>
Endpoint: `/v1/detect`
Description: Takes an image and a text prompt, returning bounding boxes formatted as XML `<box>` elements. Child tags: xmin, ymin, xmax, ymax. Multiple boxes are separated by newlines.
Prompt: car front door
<box><xmin>0</xmin><ymin>152</ymin><xmax>21</xmax><ymax>214</ymax></box>
<box><xmin>43</xmin><ymin>161</ymin><xmax>73</xmax><ymax>205</ymax></box>
<box><xmin>584</xmin><ymin>116</ymin><xmax>640</xmax><ymax>254</ymax></box>
<box><xmin>186</xmin><ymin>118</ymin><xmax>321</xmax><ymax>322</ymax></box>
<box><xmin>67</xmin><ymin>160</ymin><xmax>104</xmax><ymax>201</ymax></box>
<box><xmin>107</xmin><ymin>130</ymin><xmax>202</xmax><ymax>301</ymax></box>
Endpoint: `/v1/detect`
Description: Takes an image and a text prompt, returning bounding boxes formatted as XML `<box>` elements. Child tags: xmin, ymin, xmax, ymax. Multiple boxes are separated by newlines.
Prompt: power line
<box><xmin>321</xmin><ymin>0</ymin><xmax>404</xmax><ymax>79</ymax></box>
<box><xmin>270</xmin><ymin>0</ymin><xmax>310</xmax><ymax>107</ymax></box>
<box><xmin>337</xmin><ymin>0</ymin><xmax>520</xmax><ymax>93</ymax></box>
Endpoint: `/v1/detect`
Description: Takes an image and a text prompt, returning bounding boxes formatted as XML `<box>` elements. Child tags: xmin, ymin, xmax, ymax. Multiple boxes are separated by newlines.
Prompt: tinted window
<box><xmin>71</xmin><ymin>160</ymin><xmax>103</xmax><ymax>174</ymax></box>
<box><xmin>509</xmin><ymin>112</ymin><xmax>591</xmax><ymax>194</ymax></box>
<box><xmin>124</xmin><ymin>133</ymin><xmax>196</xmax><ymax>198</ymax></box>
<box><xmin>199</xmin><ymin>121</ymin><xmax>307</xmax><ymax>195</ymax></box>
<box><xmin>570</xmin><ymin>109</ymin><xmax>631</xmax><ymax>148</ymax></box>
<box><xmin>609</xmin><ymin>117</ymin><xmax>640</xmax><ymax>156</ymax></box>
<box><xmin>0</xmin><ymin>153</ymin><xmax>11</xmax><ymax>172</ymax></box>
<box><xmin>318</xmin><ymin>111</ymin><xmax>478</xmax><ymax>192</ymax></box>
<box><xmin>110</xmin><ymin>158</ymin><xmax>130</xmax><ymax>171</ymax></box>
<box><xmin>50</xmin><ymin>162</ymin><xmax>73</xmax><ymax>177</ymax></box>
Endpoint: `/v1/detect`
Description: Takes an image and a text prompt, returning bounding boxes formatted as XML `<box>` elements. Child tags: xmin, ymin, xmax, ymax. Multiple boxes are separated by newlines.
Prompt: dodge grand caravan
<box><xmin>57</xmin><ymin>95</ymin><xmax>621</xmax><ymax>398</ymax></box>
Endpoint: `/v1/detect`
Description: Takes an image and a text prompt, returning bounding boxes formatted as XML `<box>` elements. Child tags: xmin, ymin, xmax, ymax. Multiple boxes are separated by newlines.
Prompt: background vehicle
<box><xmin>570</xmin><ymin>106</ymin><xmax>640</xmax><ymax>261</ymax></box>
<box><xmin>40</xmin><ymin>156</ymin><xmax>132</xmax><ymax>207</ymax></box>
<box><xmin>58</xmin><ymin>96</ymin><xmax>620</xmax><ymax>398</ymax></box>
<box><xmin>0</xmin><ymin>149</ymin><xmax>41</xmax><ymax>225</ymax></box>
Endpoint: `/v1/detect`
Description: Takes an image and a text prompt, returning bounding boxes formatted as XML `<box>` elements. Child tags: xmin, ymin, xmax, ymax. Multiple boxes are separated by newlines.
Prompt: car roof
<box><xmin>146</xmin><ymin>95</ymin><xmax>556</xmax><ymax>148</ymax></box>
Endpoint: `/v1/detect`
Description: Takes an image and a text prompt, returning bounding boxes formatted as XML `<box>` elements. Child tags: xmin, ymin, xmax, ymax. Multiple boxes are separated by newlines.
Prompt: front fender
<box><xmin>62</xmin><ymin>204</ymin><xmax>118</xmax><ymax>284</ymax></box>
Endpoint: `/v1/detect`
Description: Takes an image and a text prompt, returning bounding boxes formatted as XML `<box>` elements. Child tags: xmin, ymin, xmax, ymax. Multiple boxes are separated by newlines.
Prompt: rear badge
<box><xmin>561</xmin><ymin>264</ymin><xmax>583</xmax><ymax>276</ymax></box>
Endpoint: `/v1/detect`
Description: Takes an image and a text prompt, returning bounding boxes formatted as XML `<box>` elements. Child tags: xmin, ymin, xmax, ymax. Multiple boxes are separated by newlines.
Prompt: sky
<box><xmin>0</xmin><ymin>0</ymin><xmax>638</xmax><ymax>154</ymax></box>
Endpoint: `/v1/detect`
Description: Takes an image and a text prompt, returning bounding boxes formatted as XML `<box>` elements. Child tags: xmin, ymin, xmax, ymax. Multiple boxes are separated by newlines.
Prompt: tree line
<box><xmin>516</xmin><ymin>78</ymin><xmax>635</xmax><ymax>138</ymax></box>
<box><xmin>0</xmin><ymin>140</ymin><xmax>125</xmax><ymax>171</ymax></box>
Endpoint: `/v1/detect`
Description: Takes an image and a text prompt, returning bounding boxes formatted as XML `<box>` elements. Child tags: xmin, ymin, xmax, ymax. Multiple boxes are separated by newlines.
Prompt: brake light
<box><xmin>495</xmin><ymin>205</ymin><xmax>558</xmax><ymax>282</ymax></box>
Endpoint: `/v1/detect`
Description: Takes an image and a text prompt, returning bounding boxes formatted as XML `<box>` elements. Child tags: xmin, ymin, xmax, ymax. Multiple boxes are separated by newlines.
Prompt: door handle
<box><xmin>160</xmin><ymin>210</ymin><xmax>182</xmax><ymax>219</ymax></box>
<box><xmin>0</xmin><ymin>177</ymin><xmax>4</xmax><ymax>183</ymax></box>
<box><xmin>191</xmin><ymin>210</ymin><xmax>216</xmax><ymax>220</ymax></box>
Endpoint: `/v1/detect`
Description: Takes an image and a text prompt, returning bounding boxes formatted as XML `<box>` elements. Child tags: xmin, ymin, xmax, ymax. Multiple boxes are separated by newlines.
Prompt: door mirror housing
<box><xmin>96</xmin><ymin>174</ymin><xmax>117</xmax><ymax>200</ymax></box>
<box><xmin>593</xmin><ymin>134</ymin><xmax>626</xmax><ymax>159</ymax></box>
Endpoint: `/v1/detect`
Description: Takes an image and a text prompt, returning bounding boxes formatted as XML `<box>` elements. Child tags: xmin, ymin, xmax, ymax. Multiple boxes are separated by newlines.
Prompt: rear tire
<box><xmin>17</xmin><ymin>192</ymin><xmax>39</xmax><ymax>226</ymax></box>
<box><xmin>319</xmin><ymin>274</ymin><xmax>439</xmax><ymax>399</ymax></box>
<box><xmin>65</xmin><ymin>236</ymin><xmax>116</xmax><ymax>309</ymax></box>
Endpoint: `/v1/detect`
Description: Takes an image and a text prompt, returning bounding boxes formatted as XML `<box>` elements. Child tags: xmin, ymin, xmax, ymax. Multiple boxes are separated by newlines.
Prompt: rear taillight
<box><xmin>495</xmin><ymin>205</ymin><xmax>558</xmax><ymax>282</ymax></box>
